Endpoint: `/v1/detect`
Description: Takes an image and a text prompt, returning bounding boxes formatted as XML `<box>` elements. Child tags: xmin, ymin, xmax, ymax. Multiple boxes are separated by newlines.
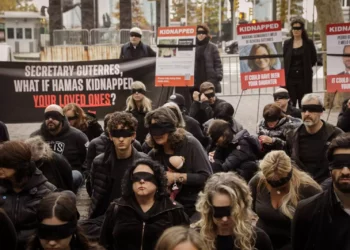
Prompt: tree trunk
<box><xmin>314</xmin><ymin>0</ymin><xmax>350</xmax><ymax>109</ymax></box>
<box><xmin>120</xmin><ymin>0</ymin><xmax>132</xmax><ymax>29</ymax></box>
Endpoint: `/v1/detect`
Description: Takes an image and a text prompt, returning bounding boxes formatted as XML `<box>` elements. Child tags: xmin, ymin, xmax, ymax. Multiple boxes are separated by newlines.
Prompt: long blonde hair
<box><xmin>193</xmin><ymin>172</ymin><xmax>256</xmax><ymax>250</ymax></box>
<box><xmin>62</xmin><ymin>103</ymin><xmax>87</xmax><ymax>130</ymax></box>
<box><xmin>25</xmin><ymin>136</ymin><xmax>53</xmax><ymax>161</ymax></box>
<box><xmin>125</xmin><ymin>81</ymin><xmax>152</xmax><ymax>112</ymax></box>
<box><xmin>258</xmin><ymin>150</ymin><xmax>322</xmax><ymax>219</ymax></box>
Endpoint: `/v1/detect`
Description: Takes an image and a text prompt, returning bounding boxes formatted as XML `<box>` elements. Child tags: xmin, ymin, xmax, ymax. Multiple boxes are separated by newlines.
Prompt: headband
<box><xmin>149</xmin><ymin>122</ymin><xmax>176</xmax><ymax>136</ymax></box>
<box><xmin>301</xmin><ymin>104</ymin><xmax>324</xmax><ymax>113</ymax></box>
<box><xmin>212</xmin><ymin>206</ymin><xmax>231</xmax><ymax>218</ymax></box>
<box><xmin>110</xmin><ymin>129</ymin><xmax>134</xmax><ymax>138</ymax></box>
<box><xmin>131</xmin><ymin>172</ymin><xmax>157</xmax><ymax>185</ymax></box>
<box><xmin>266</xmin><ymin>168</ymin><xmax>293</xmax><ymax>188</ymax></box>
<box><xmin>37</xmin><ymin>221</ymin><xmax>76</xmax><ymax>240</ymax></box>
<box><xmin>273</xmin><ymin>92</ymin><xmax>290</xmax><ymax>100</ymax></box>
<box><xmin>329</xmin><ymin>154</ymin><xmax>350</xmax><ymax>170</ymax></box>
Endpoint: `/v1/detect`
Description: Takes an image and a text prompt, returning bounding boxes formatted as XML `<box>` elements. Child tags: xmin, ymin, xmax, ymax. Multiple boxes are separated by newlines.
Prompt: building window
<box><xmin>16</xmin><ymin>28</ymin><xmax>23</xmax><ymax>39</ymax></box>
<box><xmin>7</xmin><ymin>28</ymin><xmax>14</xmax><ymax>39</ymax></box>
<box><xmin>25</xmin><ymin>28</ymin><xmax>32</xmax><ymax>39</ymax></box>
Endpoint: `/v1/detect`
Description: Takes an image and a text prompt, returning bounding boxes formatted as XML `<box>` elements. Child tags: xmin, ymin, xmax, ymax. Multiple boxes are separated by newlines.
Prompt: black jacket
<box><xmin>89</xmin><ymin>143</ymin><xmax>148</xmax><ymax>218</ymax></box>
<box><xmin>0</xmin><ymin>169</ymin><xmax>56</xmax><ymax>249</ymax></box>
<box><xmin>213</xmin><ymin>129</ymin><xmax>260</xmax><ymax>182</ymax></box>
<box><xmin>127</xmin><ymin>109</ymin><xmax>149</xmax><ymax>144</ymax></box>
<box><xmin>183</xmin><ymin>114</ymin><xmax>209</xmax><ymax>148</ymax></box>
<box><xmin>83</xmin><ymin>120</ymin><xmax>104</xmax><ymax>141</ymax></box>
<box><xmin>120</xmin><ymin>42</ymin><xmax>156</xmax><ymax>59</ymax></box>
<box><xmin>0</xmin><ymin>121</ymin><xmax>9</xmax><ymax>142</ymax></box>
<box><xmin>100</xmin><ymin>196</ymin><xmax>190</xmax><ymax>250</ymax></box>
<box><xmin>149</xmin><ymin>135</ymin><xmax>212</xmax><ymax>217</ymax></box>
<box><xmin>337</xmin><ymin>98</ymin><xmax>350</xmax><ymax>132</ymax></box>
<box><xmin>203</xmin><ymin>117</ymin><xmax>244</xmax><ymax>135</ymax></box>
<box><xmin>189</xmin><ymin>98</ymin><xmax>226</xmax><ymax>127</ymax></box>
<box><xmin>35</xmin><ymin>153</ymin><xmax>73</xmax><ymax>191</ymax></box>
<box><xmin>286</xmin><ymin>121</ymin><xmax>343</xmax><ymax>183</ymax></box>
<box><xmin>31</xmin><ymin>120</ymin><xmax>89</xmax><ymax>172</ymax></box>
<box><xmin>0</xmin><ymin>209</ymin><xmax>17</xmax><ymax>250</ymax></box>
<box><xmin>292</xmin><ymin>182</ymin><xmax>350</xmax><ymax>250</ymax></box>
<box><xmin>283</xmin><ymin>38</ymin><xmax>317</xmax><ymax>94</ymax></box>
<box><xmin>286</xmin><ymin>103</ymin><xmax>302</xmax><ymax>119</ymax></box>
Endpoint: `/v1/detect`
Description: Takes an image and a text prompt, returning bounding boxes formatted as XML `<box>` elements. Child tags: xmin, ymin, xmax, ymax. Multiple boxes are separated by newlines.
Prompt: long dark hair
<box><xmin>26</xmin><ymin>192</ymin><xmax>104</xmax><ymax>250</ymax></box>
<box><xmin>121</xmin><ymin>158</ymin><xmax>168</xmax><ymax>200</ymax></box>
<box><xmin>290</xmin><ymin>18</ymin><xmax>309</xmax><ymax>40</ymax></box>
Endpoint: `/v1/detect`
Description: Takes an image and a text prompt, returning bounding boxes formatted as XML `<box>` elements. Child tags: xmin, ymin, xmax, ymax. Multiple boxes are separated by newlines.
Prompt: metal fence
<box><xmin>119</xmin><ymin>29</ymin><xmax>156</xmax><ymax>45</ymax></box>
<box><xmin>90</xmin><ymin>28</ymin><xmax>120</xmax><ymax>45</ymax></box>
<box><xmin>53</xmin><ymin>29</ymin><xmax>90</xmax><ymax>46</ymax></box>
<box><xmin>218</xmin><ymin>52</ymin><xmax>327</xmax><ymax>97</ymax></box>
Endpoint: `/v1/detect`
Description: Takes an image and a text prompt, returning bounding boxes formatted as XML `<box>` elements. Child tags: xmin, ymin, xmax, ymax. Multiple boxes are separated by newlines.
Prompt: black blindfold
<box><xmin>132</xmin><ymin>88</ymin><xmax>146</xmax><ymax>94</ymax></box>
<box><xmin>329</xmin><ymin>154</ymin><xmax>350</xmax><ymax>170</ymax></box>
<box><xmin>37</xmin><ymin>221</ymin><xmax>76</xmax><ymax>240</ymax></box>
<box><xmin>149</xmin><ymin>122</ymin><xmax>176</xmax><ymax>136</ymax></box>
<box><xmin>197</xmin><ymin>30</ymin><xmax>208</xmax><ymax>35</ymax></box>
<box><xmin>266</xmin><ymin>168</ymin><xmax>293</xmax><ymax>188</ymax></box>
<box><xmin>292</xmin><ymin>26</ymin><xmax>302</xmax><ymax>30</ymax></box>
<box><xmin>44</xmin><ymin>111</ymin><xmax>64</xmax><ymax>122</ymax></box>
<box><xmin>213</xmin><ymin>206</ymin><xmax>231</xmax><ymax>218</ymax></box>
<box><xmin>301</xmin><ymin>104</ymin><xmax>324</xmax><ymax>113</ymax></box>
<box><xmin>130</xmin><ymin>32</ymin><xmax>142</xmax><ymax>38</ymax></box>
<box><xmin>110</xmin><ymin>129</ymin><xmax>134</xmax><ymax>138</ymax></box>
<box><xmin>131</xmin><ymin>172</ymin><xmax>157</xmax><ymax>185</ymax></box>
<box><xmin>204</xmin><ymin>92</ymin><xmax>215</xmax><ymax>99</ymax></box>
<box><xmin>264</xmin><ymin>114</ymin><xmax>280</xmax><ymax>122</ymax></box>
<box><xmin>67</xmin><ymin>115</ymin><xmax>79</xmax><ymax>121</ymax></box>
<box><xmin>273</xmin><ymin>92</ymin><xmax>290</xmax><ymax>101</ymax></box>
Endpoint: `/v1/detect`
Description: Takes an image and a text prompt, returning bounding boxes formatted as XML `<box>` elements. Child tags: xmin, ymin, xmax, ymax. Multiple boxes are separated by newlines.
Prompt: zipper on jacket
<box><xmin>14</xmin><ymin>195</ymin><xmax>20</xmax><ymax>224</ymax></box>
<box><xmin>140</xmin><ymin>222</ymin><xmax>145</xmax><ymax>250</ymax></box>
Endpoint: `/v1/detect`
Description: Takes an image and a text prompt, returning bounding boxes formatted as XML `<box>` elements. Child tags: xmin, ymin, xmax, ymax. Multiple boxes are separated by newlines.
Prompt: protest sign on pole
<box><xmin>326</xmin><ymin>23</ymin><xmax>350</xmax><ymax>92</ymax></box>
<box><xmin>237</xmin><ymin>21</ymin><xmax>285</xmax><ymax>90</ymax></box>
<box><xmin>155</xmin><ymin>26</ymin><xmax>196</xmax><ymax>87</ymax></box>
<box><xmin>0</xmin><ymin>58</ymin><xmax>173</xmax><ymax>123</ymax></box>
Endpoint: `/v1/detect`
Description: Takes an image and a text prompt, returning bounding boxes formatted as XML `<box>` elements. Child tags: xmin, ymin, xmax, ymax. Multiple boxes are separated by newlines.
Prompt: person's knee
<box><xmin>72</xmin><ymin>170</ymin><xmax>83</xmax><ymax>193</ymax></box>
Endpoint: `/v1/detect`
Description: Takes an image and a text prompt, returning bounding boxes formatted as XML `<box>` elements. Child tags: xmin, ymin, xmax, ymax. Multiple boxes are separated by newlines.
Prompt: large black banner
<box><xmin>0</xmin><ymin>58</ymin><xmax>173</xmax><ymax>123</ymax></box>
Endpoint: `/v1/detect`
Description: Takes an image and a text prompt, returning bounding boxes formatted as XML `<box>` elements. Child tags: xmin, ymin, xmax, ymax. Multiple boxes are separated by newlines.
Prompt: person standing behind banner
<box><xmin>193</xmin><ymin>24</ymin><xmax>223</xmax><ymax>94</ymax></box>
<box><xmin>126</xmin><ymin>81</ymin><xmax>153</xmax><ymax>144</ymax></box>
<box><xmin>119</xmin><ymin>27</ymin><xmax>156</xmax><ymax>59</ymax></box>
<box><xmin>283</xmin><ymin>18</ymin><xmax>317</xmax><ymax>108</ymax></box>
<box><xmin>248</xmin><ymin>44</ymin><xmax>278</xmax><ymax>72</ymax></box>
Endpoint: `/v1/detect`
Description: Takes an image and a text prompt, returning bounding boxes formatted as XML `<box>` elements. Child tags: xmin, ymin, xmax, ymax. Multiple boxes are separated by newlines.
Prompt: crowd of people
<box><xmin>0</xmin><ymin>22</ymin><xmax>349</xmax><ymax>250</ymax></box>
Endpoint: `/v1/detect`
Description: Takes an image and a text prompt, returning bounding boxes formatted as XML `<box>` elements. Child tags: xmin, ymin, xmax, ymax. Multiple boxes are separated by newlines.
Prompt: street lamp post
<box><xmin>185</xmin><ymin>0</ymin><xmax>188</xmax><ymax>25</ymax></box>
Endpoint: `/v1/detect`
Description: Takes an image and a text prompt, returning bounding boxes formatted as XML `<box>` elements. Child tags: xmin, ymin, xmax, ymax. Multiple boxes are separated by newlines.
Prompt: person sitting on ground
<box><xmin>0</xmin><ymin>140</ymin><xmax>56</xmax><ymax>249</ymax></box>
<box><xmin>27</xmin><ymin>192</ymin><xmax>105</xmax><ymax>250</ymax></box>
<box><xmin>0</xmin><ymin>208</ymin><xmax>17</xmax><ymax>250</ymax></box>
<box><xmin>25</xmin><ymin>136</ymin><xmax>73</xmax><ymax>191</ymax></box>
<box><xmin>273</xmin><ymin>88</ymin><xmax>301</xmax><ymax>118</ymax></box>
<box><xmin>257</xmin><ymin>103</ymin><xmax>302</xmax><ymax>158</ymax></box>
<box><xmin>63</xmin><ymin>103</ymin><xmax>103</xmax><ymax>141</ymax></box>
<box><xmin>100</xmin><ymin>158</ymin><xmax>189</xmax><ymax>250</ymax></box>
<box><xmin>249</xmin><ymin>150</ymin><xmax>321</xmax><ymax>250</ymax></box>
<box><xmin>155</xmin><ymin>226</ymin><xmax>208</xmax><ymax>250</ymax></box>
<box><xmin>208</xmin><ymin>119</ymin><xmax>260</xmax><ymax>182</ymax></box>
<box><xmin>190</xmin><ymin>82</ymin><xmax>226</xmax><ymax>127</ymax></box>
<box><xmin>337</xmin><ymin>97</ymin><xmax>350</xmax><ymax>132</ymax></box>
<box><xmin>192</xmin><ymin>172</ymin><xmax>273</xmax><ymax>250</ymax></box>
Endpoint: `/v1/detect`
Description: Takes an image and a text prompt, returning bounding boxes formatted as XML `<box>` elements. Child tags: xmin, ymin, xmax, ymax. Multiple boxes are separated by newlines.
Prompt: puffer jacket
<box><xmin>89</xmin><ymin>142</ymin><xmax>148</xmax><ymax>218</ymax></box>
<box><xmin>0</xmin><ymin>169</ymin><xmax>56</xmax><ymax>249</ymax></box>
<box><xmin>257</xmin><ymin>116</ymin><xmax>302</xmax><ymax>158</ymax></box>
<box><xmin>100</xmin><ymin>196</ymin><xmax>190</xmax><ymax>250</ymax></box>
<box><xmin>214</xmin><ymin>129</ymin><xmax>261</xmax><ymax>182</ymax></box>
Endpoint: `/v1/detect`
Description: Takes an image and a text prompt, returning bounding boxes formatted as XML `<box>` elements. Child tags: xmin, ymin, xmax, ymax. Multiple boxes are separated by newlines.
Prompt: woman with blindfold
<box><xmin>145</xmin><ymin>107</ymin><xmax>212</xmax><ymax>217</ymax></box>
<box><xmin>27</xmin><ymin>191</ymin><xmax>104</xmax><ymax>250</ymax></box>
<box><xmin>249</xmin><ymin>151</ymin><xmax>321</xmax><ymax>250</ymax></box>
<box><xmin>193</xmin><ymin>172</ymin><xmax>273</xmax><ymax>250</ymax></box>
<box><xmin>257</xmin><ymin>103</ymin><xmax>302</xmax><ymax>158</ymax></box>
<box><xmin>283</xmin><ymin>18</ymin><xmax>317</xmax><ymax>108</ymax></box>
<box><xmin>126</xmin><ymin>81</ymin><xmax>153</xmax><ymax>144</ymax></box>
<box><xmin>100</xmin><ymin>158</ymin><xmax>189</xmax><ymax>250</ymax></box>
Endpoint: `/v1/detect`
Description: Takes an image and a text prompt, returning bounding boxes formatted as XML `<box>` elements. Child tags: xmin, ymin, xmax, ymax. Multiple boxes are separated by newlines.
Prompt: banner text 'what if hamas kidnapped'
<box><xmin>0</xmin><ymin>58</ymin><xmax>172</xmax><ymax>123</ymax></box>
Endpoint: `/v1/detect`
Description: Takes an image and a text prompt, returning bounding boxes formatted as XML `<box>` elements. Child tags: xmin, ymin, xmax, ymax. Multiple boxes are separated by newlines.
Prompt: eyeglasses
<box><xmin>67</xmin><ymin>115</ymin><xmax>78</xmax><ymax>121</ymax></box>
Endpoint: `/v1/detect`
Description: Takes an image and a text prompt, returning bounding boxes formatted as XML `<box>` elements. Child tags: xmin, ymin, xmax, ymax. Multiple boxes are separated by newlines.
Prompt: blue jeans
<box><xmin>72</xmin><ymin>170</ymin><xmax>83</xmax><ymax>193</ymax></box>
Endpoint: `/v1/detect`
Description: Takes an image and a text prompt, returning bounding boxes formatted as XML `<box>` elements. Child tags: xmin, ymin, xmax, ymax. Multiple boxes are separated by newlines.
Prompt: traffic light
<box><xmin>234</xmin><ymin>0</ymin><xmax>239</xmax><ymax>12</ymax></box>
<box><xmin>239</xmin><ymin>12</ymin><xmax>245</xmax><ymax>20</ymax></box>
<box><xmin>252</xmin><ymin>19</ymin><xmax>257</xmax><ymax>24</ymax></box>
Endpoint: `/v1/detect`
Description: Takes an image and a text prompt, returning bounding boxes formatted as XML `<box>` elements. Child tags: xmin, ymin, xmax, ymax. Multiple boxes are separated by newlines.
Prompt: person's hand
<box><xmin>200</xmin><ymin>93</ymin><xmax>208</xmax><ymax>102</ymax></box>
<box><xmin>193</xmin><ymin>91</ymin><xmax>200</xmax><ymax>101</ymax></box>
<box><xmin>259</xmin><ymin>135</ymin><xmax>273</xmax><ymax>144</ymax></box>
<box><xmin>347</xmin><ymin>99</ymin><xmax>350</xmax><ymax>109</ymax></box>
<box><xmin>208</xmin><ymin>151</ymin><xmax>215</xmax><ymax>163</ymax></box>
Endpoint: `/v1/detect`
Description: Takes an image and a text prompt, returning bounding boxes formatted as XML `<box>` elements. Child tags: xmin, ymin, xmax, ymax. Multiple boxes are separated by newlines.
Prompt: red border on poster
<box><xmin>327</xmin><ymin>75</ymin><xmax>350</xmax><ymax>92</ymax></box>
<box><xmin>241</xmin><ymin>69</ymin><xmax>285</xmax><ymax>90</ymax></box>
<box><xmin>237</xmin><ymin>21</ymin><xmax>281</xmax><ymax>35</ymax></box>
<box><xmin>326</xmin><ymin>23</ymin><xmax>350</xmax><ymax>35</ymax></box>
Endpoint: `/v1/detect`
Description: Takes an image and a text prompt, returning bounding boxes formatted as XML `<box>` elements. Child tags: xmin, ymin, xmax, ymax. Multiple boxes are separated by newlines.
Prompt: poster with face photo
<box><xmin>237</xmin><ymin>21</ymin><xmax>285</xmax><ymax>90</ymax></box>
<box><xmin>326</xmin><ymin>23</ymin><xmax>350</xmax><ymax>92</ymax></box>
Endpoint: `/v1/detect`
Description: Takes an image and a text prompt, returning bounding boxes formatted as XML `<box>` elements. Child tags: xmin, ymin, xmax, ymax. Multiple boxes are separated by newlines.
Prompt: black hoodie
<box><xmin>31</xmin><ymin>120</ymin><xmax>89</xmax><ymax>172</ymax></box>
<box><xmin>337</xmin><ymin>98</ymin><xmax>350</xmax><ymax>132</ymax></box>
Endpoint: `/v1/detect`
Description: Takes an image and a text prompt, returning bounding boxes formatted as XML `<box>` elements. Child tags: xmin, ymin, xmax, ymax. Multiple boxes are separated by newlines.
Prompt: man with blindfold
<box><xmin>337</xmin><ymin>97</ymin><xmax>350</xmax><ymax>132</ymax></box>
<box><xmin>286</xmin><ymin>94</ymin><xmax>343</xmax><ymax>184</ymax></box>
<box><xmin>119</xmin><ymin>27</ymin><xmax>156</xmax><ymax>59</ymax></box>
<box><xmin>30</xmin><ymin>104</ymin><xmax>88</xmax><ymax>192</ymax></box>
<box><xmin>292</xmin><ymin>133</ymin><xmax>350</xmax><ymax>250</ymax></box>
<box><xmin>273</xmin><ymin>88</ymin><xmax>301</xmax><ymax>119</ymax></box>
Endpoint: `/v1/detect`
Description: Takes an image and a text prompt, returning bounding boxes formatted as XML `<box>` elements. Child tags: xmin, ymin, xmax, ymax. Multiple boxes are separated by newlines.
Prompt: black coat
<box><xmin>337</xmin><ymin>98</ymin><xmax>350</xmax><ymax>132</ymax></box>
<box><xmin>189</xmin><ymin>98</ymin><xmax>226</xmax><ymax>127</ymax></box>
<box><xmin>100</xmin><ymin>196</ymin><xmax>190</xmax><ymax>250</ymax></box>
<box><xmin>36</xmin><ymin>152</ymin><xmax>73</xmax><ymax>191</ymax></box>
<box><xmin>0</xmin><ymin>209</ymin><xmax>17</xmax><ymax>250</ymax></box>
<box><xmin>183</xmin><ymin>114</ymin><xmax>209</xmax><ymax>148</ymax></box>
<box><xmin>0</xmin><ymin>121</ymin><xmax>9</xmax><ymax>142</ymax></box>
<box><xmin>31</xmin><ymin>120</ymin><xmax>89</xmax><ymax>172</ymax></box>
<box><xmin>119</xmin><ymin>42</ymin><xmax>156</xmax><ymax>59</ymax></box>
<box><xmin>286</xmin><ymin>104</ymin><xmax>302</xmax><ymax>119</ymax></box>
<box><xmin>89</xmin><ymin>143</ymin><xmax>148</xmax><ymax>218</ymax></box>
<box><xmin>83</xmin><ymin>120</ymin><xmax>103</xmax><ymax>141</ymax></box>
<box><xmin>283</xmin><ymin>38</ymin><xmax>317</xmax><ymax>94</ymax></box>
<box><xmin>0</xmin><ymin>169</ymin><xmax>56</xmax><ymax>249</ymax></box>
<box><xmin>292</xmin><ymin>182</ymin><xmax>350</xmax><ymax>250</ymax></box>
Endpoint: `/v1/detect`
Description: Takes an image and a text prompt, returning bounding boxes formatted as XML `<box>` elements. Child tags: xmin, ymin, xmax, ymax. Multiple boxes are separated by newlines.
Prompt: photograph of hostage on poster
<box><xmin>155</xmin><ymin>26</ymin><xmax>196</xmax><ymax>87</ymax></box>
<box><xmin>238</xmin><ymin>21</ymin><xmax>285</xmax><ymax>90</ymax></box>
<box><xmin>326</xmin><ymin>23</ymin><xmax>350</xmax><ymax>92</ymax></box>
